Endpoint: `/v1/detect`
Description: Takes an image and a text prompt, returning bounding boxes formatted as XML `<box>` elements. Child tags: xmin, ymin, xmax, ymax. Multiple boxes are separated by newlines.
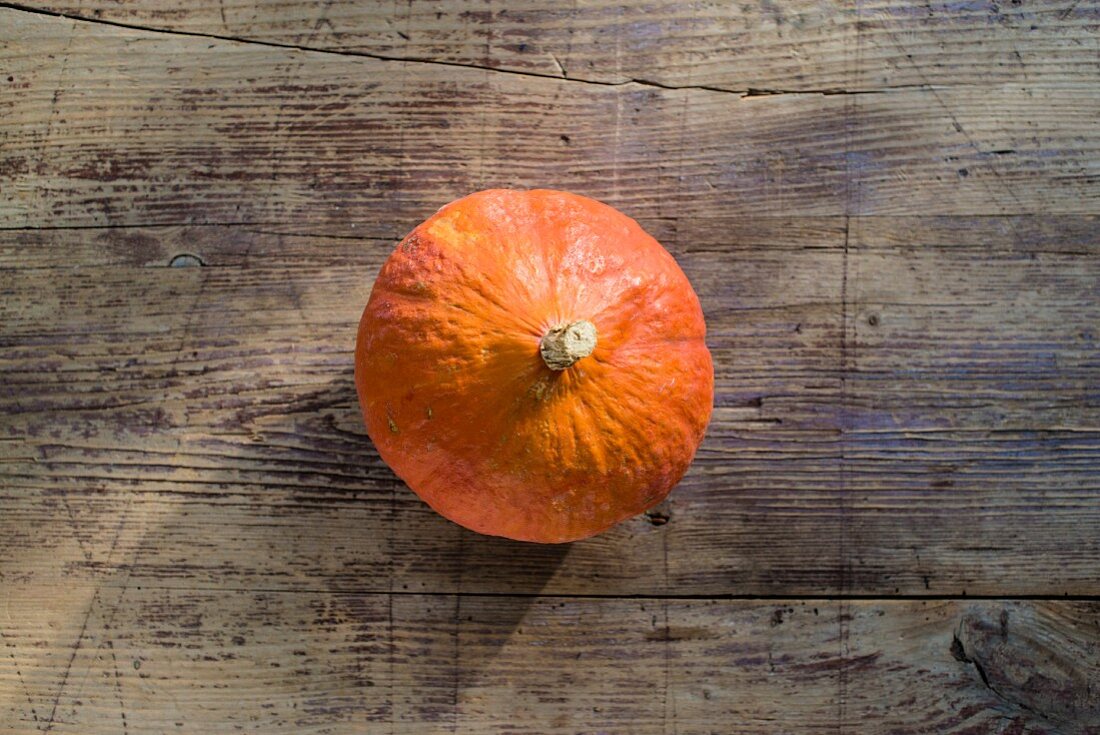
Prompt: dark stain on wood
<box><xmin>954</xmin><ymin>603</ymin><xmax>1100</xmax><ymax>733</ymax></box>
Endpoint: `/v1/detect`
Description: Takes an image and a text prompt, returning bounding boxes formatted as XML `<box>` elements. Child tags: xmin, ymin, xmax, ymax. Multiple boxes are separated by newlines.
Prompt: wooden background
<box><xmin>2</xmin><ymin>0</ymin><xmax>1099</xmax><ymax>732</ymax></box>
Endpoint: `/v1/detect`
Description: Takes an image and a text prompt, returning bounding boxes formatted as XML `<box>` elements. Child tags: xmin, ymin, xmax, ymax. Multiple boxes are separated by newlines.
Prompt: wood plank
<box><xmin>2</xmin><ymin>584</ymin><xmax>1097</xmax><ymax>733</ymax></box>
<box><xmin>0</xmin><ymin>220</ymin><xmax>843</xmax><ymax>596</ymax></box>
<box><xmin>4</xmin><ymin>9</ymin><xmax>1100</xmax><ymax>231</ymax></box>
<box><xmin>818</xmin><ymin>216</ymin><xmax>1100</xmax><ymax>595</ymax></box>
<box><xmin>3</xmin><ymin>218</ymin><xmax>1097</xmax><ymax>596</ymax></box>
<box><xmin>849</xmin><ymin>216</ymin><xmax>1099</xmax><ymax>429</ymax></box>
<box><xmin>15</xmin><ymin>0</ymin><xmax>1100</xmax><ymax>90</ymax></box>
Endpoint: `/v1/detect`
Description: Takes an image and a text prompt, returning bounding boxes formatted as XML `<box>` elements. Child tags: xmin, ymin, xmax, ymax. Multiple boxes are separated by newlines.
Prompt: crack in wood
<box><xmin>952</xmin><ymin>604</ymin><xmax>1100</xmax><ymax>733</ymax></box>
<box><xmin>0</xmin><ymin>2</ymin><xmax>938</xmax><ymax>99</ymax></box>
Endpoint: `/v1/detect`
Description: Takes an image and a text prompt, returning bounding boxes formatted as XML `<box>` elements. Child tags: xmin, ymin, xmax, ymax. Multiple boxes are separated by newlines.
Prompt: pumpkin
<box><xmin>355</xmin><ymin>189</ymin><xmax>713</xmax><ymax>543</ymax></box>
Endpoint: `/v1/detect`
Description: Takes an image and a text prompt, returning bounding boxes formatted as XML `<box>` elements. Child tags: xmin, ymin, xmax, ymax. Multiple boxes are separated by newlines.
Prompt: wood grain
<box><xmin>14</xmin><ymin>0</ymin><xmax>1100</xmax><ymax>90</ymax></box>
<box><xmin>4</xmin><ymin>8</ymin><xmax>1100</xmax><ymax>233</ymax></box>
<box><xmin>3</xmin><ymin>584</ymin><xmax>1096</xmax><ymax>734</ymax></box>
<box><xmin>3</xmin><ymin>217</ymin><xmax>1096</xmax><ymax>596</ymax></box>
<box><xmin>0</xmin><ymin>221</ymin><xmax>839</xmax><ymax>596</ymax></box>
<box><xmin>3</xmin><ymin>1</ymin><xmax>1099</xmax><ymax>731</ymax></box>
<box><xmin>954</xmin><ymin>602</ymin><xmax>1100</xmax><ymax>733</ymax></box>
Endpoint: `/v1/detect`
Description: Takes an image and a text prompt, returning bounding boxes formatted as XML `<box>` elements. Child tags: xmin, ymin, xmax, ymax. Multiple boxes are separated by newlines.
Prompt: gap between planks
<box><xmin>34</xmin><ymin>584</ymin><xmax>1100</xmax><ymax>602</ymax></box>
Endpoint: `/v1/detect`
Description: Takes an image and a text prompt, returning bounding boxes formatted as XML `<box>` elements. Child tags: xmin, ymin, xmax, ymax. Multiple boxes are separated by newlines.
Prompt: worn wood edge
<box><xmin>0</xmin><ymin>1</ymin><xmax>845</xmax><ymax>96</ymax></box>
<box><xmin>2</xmin><ymin>220</ymin><xmax>1097</xmax><ymax>597</ymax></box>
<box><xmin>5</xmin><ymin>576</ymin><xmax>1100</xmax><ymax>602</ymax></box>
<box><xmin>5</xmin><ymin>9</ymin><xmax>1100</xmax><ymax>228</ymax></box>
<box><xmin>5</xmin><ymin>0</ymin><xmax>1100</xmax><ymax>93</ymax></box>
<box><xmin>2</xmin><ymin>216</ymin><xmax>1097</xmax><ymax>271</ymax></box>
<box><xmin>2</xmin><ymin>586</ymin><xmax>1097</xmax><ymax>733</ymax></box>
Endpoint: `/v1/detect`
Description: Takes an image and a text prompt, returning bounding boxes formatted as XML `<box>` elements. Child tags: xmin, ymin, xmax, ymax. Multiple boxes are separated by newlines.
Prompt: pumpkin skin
<box><xmin>355</xmin><ymin>189</ymin><xmax>713</xmax><ymax>543</ymax></box>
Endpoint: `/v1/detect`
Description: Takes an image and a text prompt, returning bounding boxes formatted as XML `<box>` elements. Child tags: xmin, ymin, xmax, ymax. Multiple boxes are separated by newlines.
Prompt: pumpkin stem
<box><xmin>539</xmin><ymin>320</ymin><xmax>598</xmax><ymax>371</ymax></box>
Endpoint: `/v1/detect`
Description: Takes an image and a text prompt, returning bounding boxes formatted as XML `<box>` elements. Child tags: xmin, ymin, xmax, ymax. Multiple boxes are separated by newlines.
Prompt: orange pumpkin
<box><xmin>355</xmin><ymin>189</ymin><xmax>713</xmax><ymax>543</ymax></box>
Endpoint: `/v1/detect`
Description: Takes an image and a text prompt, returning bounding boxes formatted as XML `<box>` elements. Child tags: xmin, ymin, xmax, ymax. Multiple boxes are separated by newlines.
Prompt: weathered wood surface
<box><xmin>3</xmin><ymin>0</ymin><xmax>1100</xmax><ymax>732</ymax></box>
<box><xmin>14</xmin><ymin>0</ymin><xmax>1100</xmax><ymax>90</ymax></box>
<box><xmin>3</xmin><ymin>586</ymin><xmax>1098</xmax><ymax>734</ymax></box>
<box><xmin>3</xmin><ymin>217</ymin><xmax>1098</xmax><ymax>597</ymax></box>
<box><xmin>4</xmin><ymin>7</ymin><xmax>1100</xmax><ymax>232</ymax></box>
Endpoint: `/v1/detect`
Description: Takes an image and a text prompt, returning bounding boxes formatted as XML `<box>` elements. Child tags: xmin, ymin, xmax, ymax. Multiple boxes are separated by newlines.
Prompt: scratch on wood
<box><xmin>169</xmin><ymin>267</ymin><xmax>207</xmax><ymax>374</ymax></box>
<box><xmin>43</xmin><ymin>586</ymin><xmax>99</xmax><ymax>730</ymax></box>
<box><xmin>61</xmin><ymin>495</ymin><xmax>94</xmax><ymax>561</ymax></box>
<box><xmin>881</xmin><ymin>27</ymin><xmax>1025</xmax><ymax>211</ymax></box>
<box><xmin>40</xmin><ymin>492</ymin><xmax>133</xmax><ymax>730</ymax></box>
<box><xmin>0</xmin><ymin>626</ymin><xmax>41</xmax><ymax>725</ymax></box>
<box><xmin>837</xmin><ymin>213</ymin><xmax>851</xmax><ymax>734</ymax></box>
<box><xmin>549</xmin><ymin>52</ymin><xmax>567</xmax><ymax>79</ymax></box>
<box><xmin>662</xmin><ymin>596</ymin><xmax>677</xmax><ymax>735</ymax></box>
<box><xmin>387</xmin><ymin>587</ymin><xmax>395</xmax><ymax>735</ymax></box>
<box><xmin>838</xmin><ymin>0</ymin><xmax>854</xmax><ymax>694</ymax></box>
<box><xmin>45</xmin><ymin>492</ymin><xmax>136</xmax><ymax>730</ymax></box>
<box><xmin>29</xmin><ymin>15</ymin><xmax>77</xmax><ymax>225</ymax></box>
<box><xmin>451</xmin><ymin>594</ymin><xmax>461</xmax><ymax>734</ymax></box>
<box><xmin>1059</xmin><ymin>0</ymin><xmax>1081</xmax><ymax>19</ymax></box>
<box><xmin>303</xmin><ymin>0</ymin><xmax>335</xmax><ymax>48</ymax></box>
<box><xmin>107</xmin><ymin>641</ymin><xmax>129</xmax><ymax>735</ymax></box>
<box><xmin>661</xmin><ymin>502</ymin><xmax>675</xmax><ymax>735</ymax></box>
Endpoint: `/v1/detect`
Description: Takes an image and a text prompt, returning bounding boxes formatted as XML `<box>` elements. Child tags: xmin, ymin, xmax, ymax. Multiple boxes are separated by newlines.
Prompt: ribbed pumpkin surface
<box><xmin>355</xmin><ymin>189</ymin><xmax>713</xmax><ymax>542</ymax></box>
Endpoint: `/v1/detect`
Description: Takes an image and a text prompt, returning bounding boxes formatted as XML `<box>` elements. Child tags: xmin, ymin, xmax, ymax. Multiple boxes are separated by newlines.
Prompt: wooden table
<box><xmin>3</xmin><ymin>1</ymin><xmax>1099</xmax><ymax>732</ymax></box>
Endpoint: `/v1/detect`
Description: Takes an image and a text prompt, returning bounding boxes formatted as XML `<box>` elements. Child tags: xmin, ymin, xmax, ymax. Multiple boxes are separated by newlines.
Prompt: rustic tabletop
<box><xmin>2</xmin><ymin>1</ymin><xmax>1099</xmax><ymax>733</ymax></box>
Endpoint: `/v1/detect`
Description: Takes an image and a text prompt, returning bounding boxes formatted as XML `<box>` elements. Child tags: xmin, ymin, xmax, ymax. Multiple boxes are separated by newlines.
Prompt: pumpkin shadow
<box><xmin>389</xmin><ymin>533</ymin><xmax>570</xmax><ymax>729</ymax></box>
<box><xmin>318</xmin><ymin>368</ymin><xmax>570</xmax><ymax>594</ymax></box>
<box><xmin>320</xmin><ymin>370</ymin><xmax>570</xmax><ymax>726</ymax></box>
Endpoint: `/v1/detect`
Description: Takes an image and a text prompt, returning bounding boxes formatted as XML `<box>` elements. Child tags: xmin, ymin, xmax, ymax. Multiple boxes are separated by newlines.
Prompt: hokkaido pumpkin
<box><xmin>355</xmin><ymin>189</ymin><xmax>713</xmax><ymax>543</ymax></box>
